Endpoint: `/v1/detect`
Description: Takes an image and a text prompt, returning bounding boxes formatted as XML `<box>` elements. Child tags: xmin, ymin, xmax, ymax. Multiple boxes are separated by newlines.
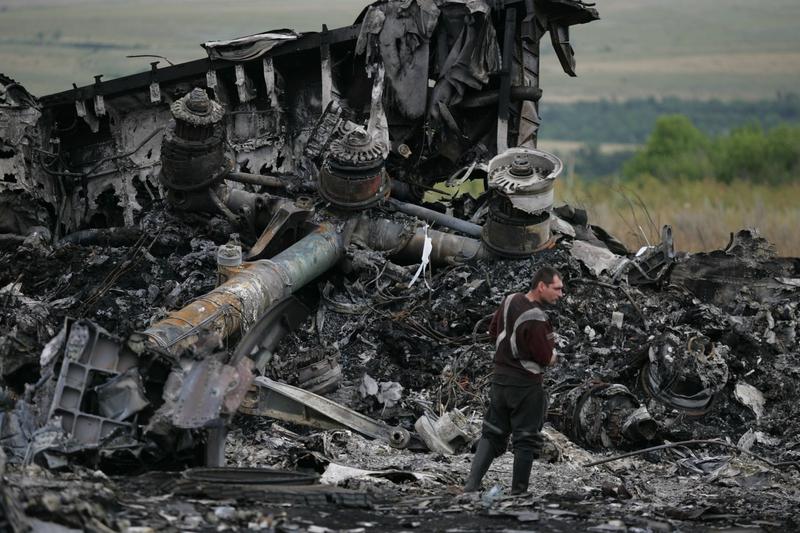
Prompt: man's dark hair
<box><xmin>531</xmin><ymin>266</ymin><xmax>562</xmax><ymax>290</ymax></box>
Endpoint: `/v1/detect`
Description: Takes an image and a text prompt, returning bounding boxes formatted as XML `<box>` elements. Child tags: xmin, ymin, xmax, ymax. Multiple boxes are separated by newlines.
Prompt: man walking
<box><xmin>464</xmin><ymin>266</ymin><xmax>564</xmax><ymax>494</ymax></box>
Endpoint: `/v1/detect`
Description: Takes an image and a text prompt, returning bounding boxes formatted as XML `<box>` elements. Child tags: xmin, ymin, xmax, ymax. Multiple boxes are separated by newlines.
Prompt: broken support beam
<box><xmin>497</xmin><ymin>7</ymin><xmax>517</xmax><ymax>152</ymax></box>
<box><xmin>320</xmin><ymin>24</ymin><xmax>332</xmax><ymax>110</ymax></box>
<box><xmin>241</xmin><ymin>377</ymin><xmax>413</xmax><ymax>449</ymax></box>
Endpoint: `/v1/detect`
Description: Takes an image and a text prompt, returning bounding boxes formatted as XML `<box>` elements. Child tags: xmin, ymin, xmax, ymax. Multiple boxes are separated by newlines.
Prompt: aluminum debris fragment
<box><xmin>570</xmin><ymin>240</ymin><xmax>626</xmax><ymax>277</ymax></box>
<box><xmin>414</xmin><ymin>409</ymin><xmax>473</xmax><ymax>455</ymax></box>
<box><xmin>733</xmin><ymin>382</ymin><xmax>766</xmax><ymax>420</ymax></box>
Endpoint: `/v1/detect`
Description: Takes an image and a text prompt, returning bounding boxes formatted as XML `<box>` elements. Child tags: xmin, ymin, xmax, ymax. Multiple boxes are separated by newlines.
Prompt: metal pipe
<box><xmin>352</xmin><ymin>217</ymin><xmax>492</xmax><ymax>264</ymax></box>
<box><xmin>401</xmin><ymin>226</ymin><xmax>489</xmax><ymax>263</ymax></box>
<box><xmin>133</xmin><ymin>223</ymin><xmax>343</xmax><ymax>354</ymax></box>
<box><xmin>387</xmin><ymin>198</ymin><xmax>482</xmax><ymax>238</ymax></box>
<box><xmin>227</xmin><ymin>171</ymin><xmax>286</xmax><ymax>189</ymax></box>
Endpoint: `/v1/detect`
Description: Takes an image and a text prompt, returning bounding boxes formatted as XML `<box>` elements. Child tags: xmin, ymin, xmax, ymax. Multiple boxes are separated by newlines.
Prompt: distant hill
<box><xmin>0</xmin><ymin>0</ymin><xmax>798</xmax><ymax>100</ymax></box>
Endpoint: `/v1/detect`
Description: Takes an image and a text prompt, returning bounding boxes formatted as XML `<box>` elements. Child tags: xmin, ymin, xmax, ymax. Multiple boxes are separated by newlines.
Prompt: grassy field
<box><xmin>555</xmin><ymin>176</ymin><xmax>800</xmax><ymax>256</ymax></box>
<box><xmin>1</xmin><ymin>0</ymin><xmax>799</xmax><ymax>100</ymax></box>
<box><xmin>538</xmin><ymin>0</ymin><xmax>800</xmax><ymax>102</ymax></box>
<box><xmin>431</xmin><ymin>173</ymin><xmax>800</xmax><ymax>255</ymax></box>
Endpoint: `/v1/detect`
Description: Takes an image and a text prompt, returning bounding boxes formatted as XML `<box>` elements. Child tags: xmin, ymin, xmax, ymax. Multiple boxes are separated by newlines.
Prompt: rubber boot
<box><xmin>510</xmin><ymin>452</ymin><xmax>534</xmax><ymax>494</ymax></box>
<box><xmin>464</xmin><ymin>439</ymin><xmax>494</xmax><ymax>492</ymax></box>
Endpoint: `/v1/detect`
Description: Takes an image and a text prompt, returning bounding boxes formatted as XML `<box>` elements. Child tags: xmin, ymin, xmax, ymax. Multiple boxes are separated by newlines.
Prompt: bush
<box><xmin>622</xmin><ymin>115</ymin><xmax>713</xmax><ymax>181</ymax></box>
<box><xmin>622</xmin><ymin>116</ymin><xmax>800</xmax><ymax>184</ymax></box>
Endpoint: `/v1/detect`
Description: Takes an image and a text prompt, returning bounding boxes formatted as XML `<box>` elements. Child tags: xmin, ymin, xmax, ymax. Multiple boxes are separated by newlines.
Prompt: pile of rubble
<box><xmin>2</xmin><ymin>0</ymin><xmax>799</xmax><ymax>530</ymax></box>
<box><xmin>2</xmin><ymin>199</ymin><xmax>798</xmax><ymax>530</ymax></box>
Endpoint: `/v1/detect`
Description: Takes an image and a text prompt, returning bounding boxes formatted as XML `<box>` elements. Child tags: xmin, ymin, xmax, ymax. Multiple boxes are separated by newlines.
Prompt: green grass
<box><xmin>428</xmin><ymin>174</ymin><xmax>800</xmax><ymax>255</ymax></box>
<box><xmin>556</xmin><ymin>175</ymin><xmax>800</xmax><ymax>256</ymax></box>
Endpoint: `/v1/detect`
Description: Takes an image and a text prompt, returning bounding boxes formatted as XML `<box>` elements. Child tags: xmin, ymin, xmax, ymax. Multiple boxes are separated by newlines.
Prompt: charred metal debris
<box><xmin>1</xmin><ymin>0</ymin><xmax>800</xmax><ymax>531</ymax></box>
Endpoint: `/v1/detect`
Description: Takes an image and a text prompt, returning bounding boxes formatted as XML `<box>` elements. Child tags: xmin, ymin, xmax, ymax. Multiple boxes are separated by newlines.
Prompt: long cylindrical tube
<box><xmin>387</xmin><ymin>198</ymin><xmax>482</xmax><ymax>238</ymax></box>
<box><xmin>227</xmin><ymin>171</ymin><xmax>285</xmax><ymax>189</ymax></box>
<box><xmin>352</xmin><ymin>217</ymin><xmax>492</xmax><ymax>264</ymax></box>
<box><xmin>135</xmin><ymin>223</ymin><xmax>343</xmax><ymax>354</ymax></box>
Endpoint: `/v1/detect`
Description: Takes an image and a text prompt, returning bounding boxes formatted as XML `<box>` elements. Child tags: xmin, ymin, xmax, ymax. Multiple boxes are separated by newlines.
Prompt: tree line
<box><xmin>621</xmin><ymin>115</ymin><xmax>800</xmax><ymax>184</ymax></box>
<box><xmin>554</xmin><ymin>113</ymin><xmax>800</xmax><ymax>184</ymax></box>
<box><xmin>539</xmin><ymin>94</ymin><xmax>800</xmax><ymax>144</ymax></box>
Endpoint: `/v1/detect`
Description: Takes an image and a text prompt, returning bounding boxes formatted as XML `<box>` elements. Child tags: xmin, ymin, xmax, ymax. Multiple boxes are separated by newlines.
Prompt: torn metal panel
<box><xmin>168</xmin><ymin>356</ymin><xmax>254</xmax><ymax>429</ymax></box>
<box><xmin>240</xmin><ymin>376</ymin><xmax>413</xmax><ymax>450</ymax></box>
<box><xmin>202</xmin><ymin>31</ymin><xmax>301</xmax><ymax>62</ymax></box>
<box><xmin>497</xmin><ymin>6</ymin><xmax>517</xmax><ymax>153</ymax></box>
<box><xmin>0</xmin><ymin>76</ymin><xmax>43</xmax><ymax>193</ymax></box>
<box><xmin>357</xmin><ymin>0</ymin><xmax>440</xmax><ymax>120</ymax></box>
<box><xmin>515</xmin><ymin>0</ymin><xmax>543</xmax><ymax>147</ymax></box>
<box><xmin>94</xmin><ymin>368</ymin><xmax>149</xmax><ymax>421</ymax></box>
<box><xmin>670</xmin><ymin>229</ymin><xmax>800</xmax><ymax>307</ymax></box>
<box><xmin>570</xmin><ymin>240</ymin><xmax>626</xmax><ymax>277</ymax></box>
<box><xmin>320</xmin><ymin>28</ymin><xmax>333</xmax><ymax>111</ymax></box>
<box><xmin>54</xmin><ymin>105</ymin><xmax>168</xmax><ymax>232</ymax></box>
<box><xmin>365</xmin><ymin>64</ymin><xmax>390</xmax><ymax>159</ymax></box>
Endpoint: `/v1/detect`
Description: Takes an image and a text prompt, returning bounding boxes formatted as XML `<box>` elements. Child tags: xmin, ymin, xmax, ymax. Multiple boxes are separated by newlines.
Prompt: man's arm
<box><xmin>488</xmin><ymin>305</ymin><xmax>502</xmax><ymax>340</ymax></box>
<box><xmin>519</xmin><ymin>321</ymin><xmax>556</xmax><ymax>367</ymax></box>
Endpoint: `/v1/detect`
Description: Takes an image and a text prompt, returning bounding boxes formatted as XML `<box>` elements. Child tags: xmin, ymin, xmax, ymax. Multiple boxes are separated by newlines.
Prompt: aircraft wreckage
<box><xmin>1</xmin><ymin>0</ymin><xmax>799</xmax><ymax>530</ymax></box>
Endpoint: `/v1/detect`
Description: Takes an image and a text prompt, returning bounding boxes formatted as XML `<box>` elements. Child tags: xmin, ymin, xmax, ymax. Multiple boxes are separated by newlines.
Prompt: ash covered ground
<box><xmin>1</xmin><ymin>200</ymin><xmax>799</xmax><ymax>532</ymax></box>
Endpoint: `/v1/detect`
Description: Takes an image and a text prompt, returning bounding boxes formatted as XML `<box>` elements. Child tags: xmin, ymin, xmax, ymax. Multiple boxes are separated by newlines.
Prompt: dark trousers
<box><xmin>480</xmin><ymin>381</ymin><xmax>546</xmax><ymax>458</ymax></box>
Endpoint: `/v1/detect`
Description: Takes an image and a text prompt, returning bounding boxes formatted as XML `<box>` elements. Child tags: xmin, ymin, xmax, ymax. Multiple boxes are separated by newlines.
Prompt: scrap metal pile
<box><xmin>1</xmin><ymin>0</ymin><xmax>799</xmax><ymax>531</ymax></box>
